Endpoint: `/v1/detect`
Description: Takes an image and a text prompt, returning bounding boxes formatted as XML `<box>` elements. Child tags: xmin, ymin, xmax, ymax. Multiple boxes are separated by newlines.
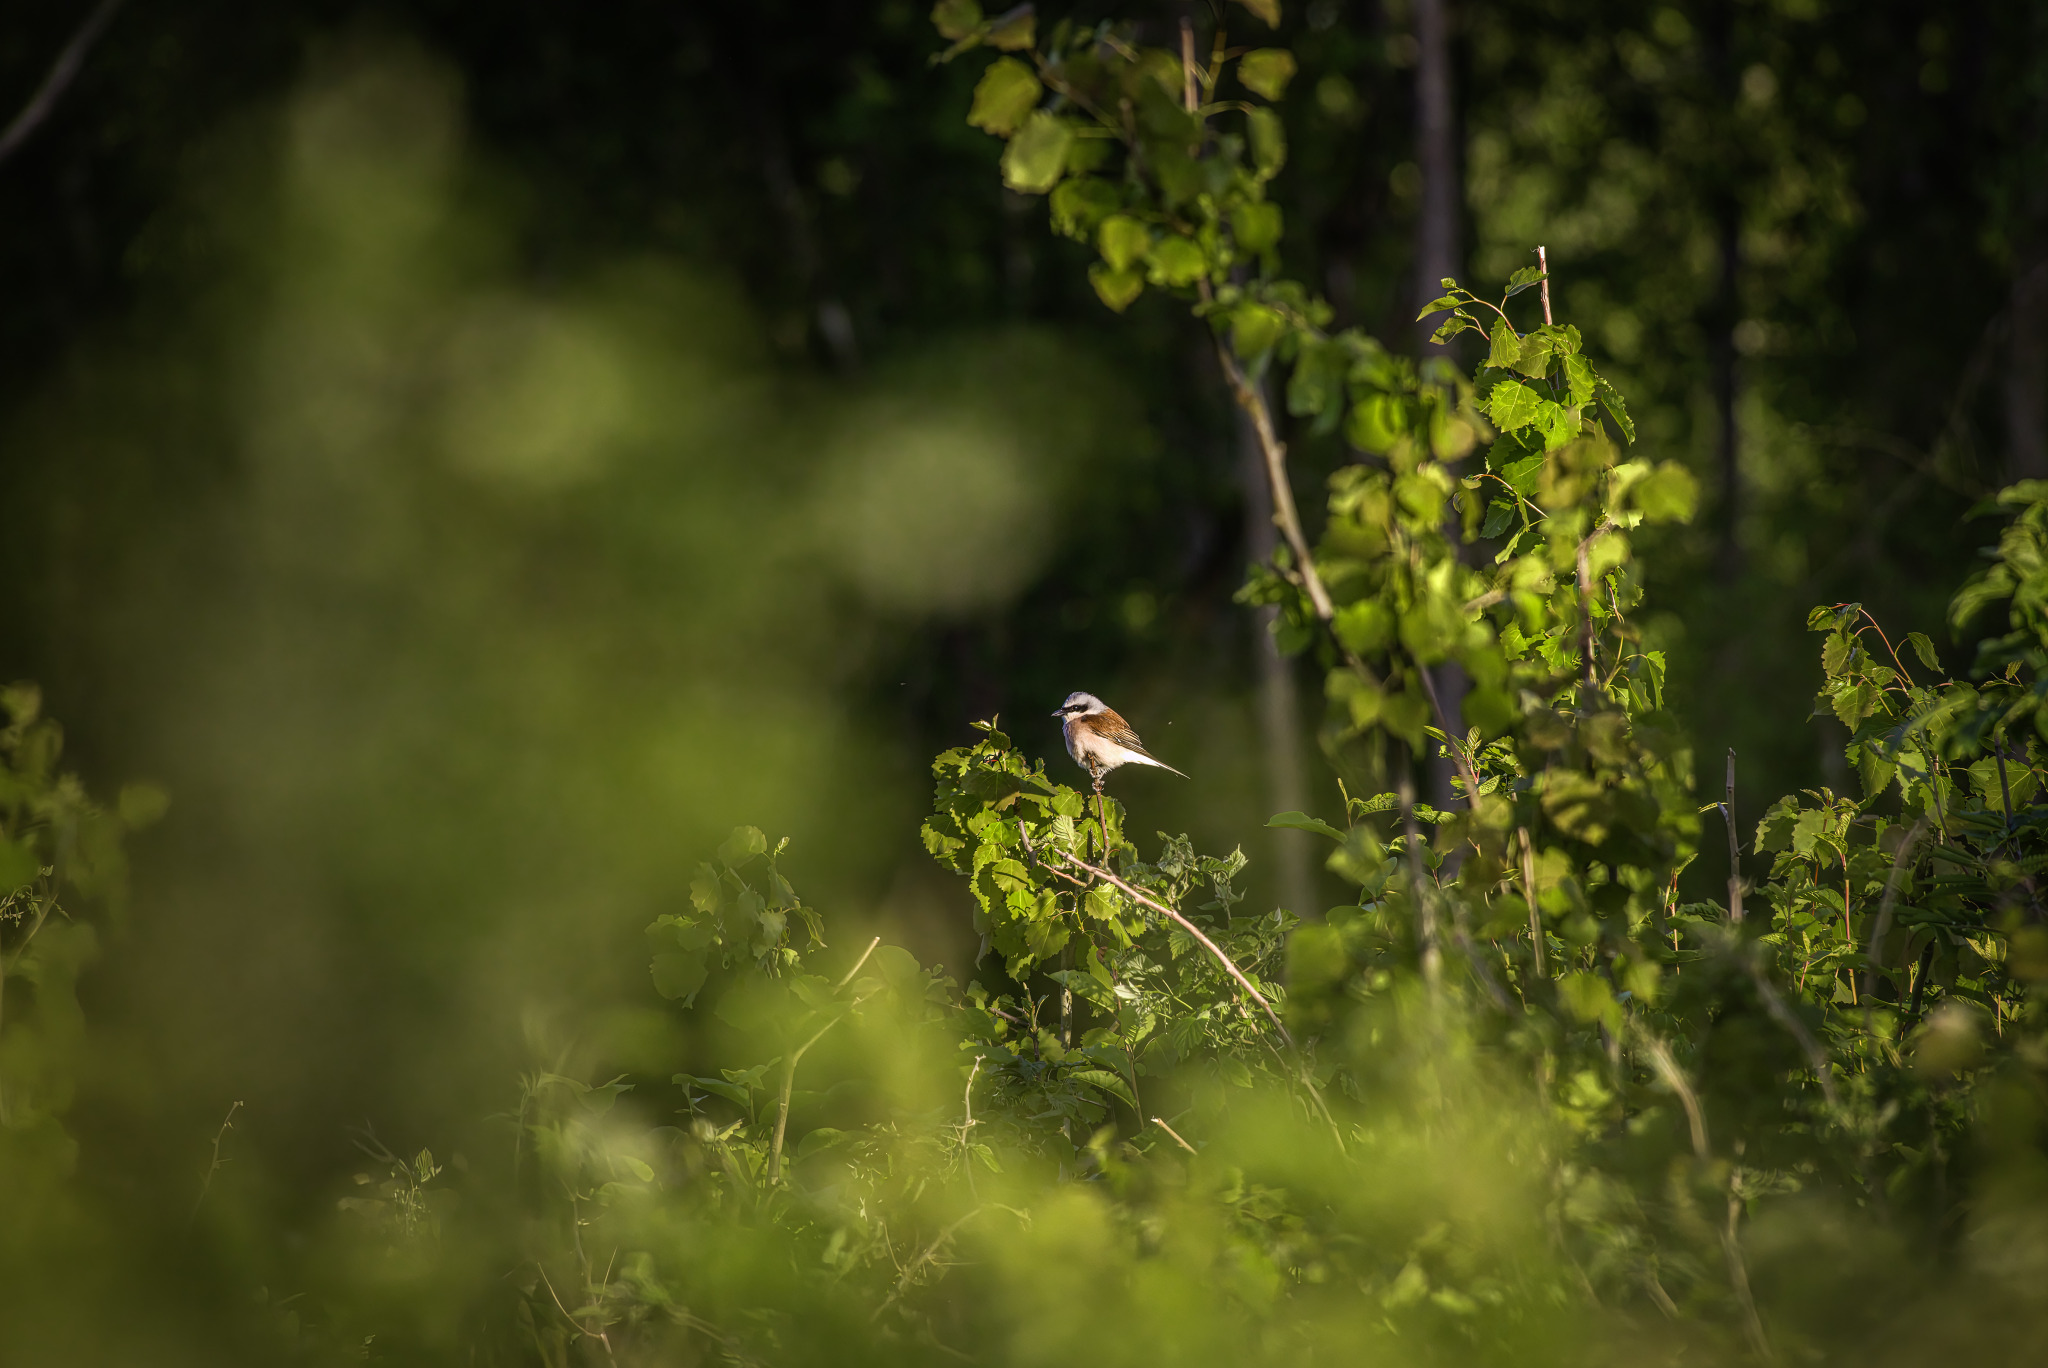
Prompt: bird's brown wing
<box><xmin>1094</xmin><ymin>707</ymin><xmax>1155</xmax><ymax>758</ymax></box>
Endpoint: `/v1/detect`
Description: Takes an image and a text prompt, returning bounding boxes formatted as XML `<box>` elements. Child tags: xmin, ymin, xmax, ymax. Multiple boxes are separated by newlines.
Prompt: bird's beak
<box><xmin>1050</xmin><ymin>709</ymin><xmax>1064</xmax><ymax>717</ymax></box>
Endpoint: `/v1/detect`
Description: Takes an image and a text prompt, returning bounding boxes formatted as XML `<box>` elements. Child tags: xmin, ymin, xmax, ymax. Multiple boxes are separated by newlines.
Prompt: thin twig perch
<box><xmin>1018</xmin><ymin>821</ymin><xmax>1292</xmax><ymax>1048</ymax></box>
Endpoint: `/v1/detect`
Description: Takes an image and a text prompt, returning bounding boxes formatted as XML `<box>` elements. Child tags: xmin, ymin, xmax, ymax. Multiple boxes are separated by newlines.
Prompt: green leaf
<box><xmin>651</xmin><ymin>950</ymin><xmax>709</xmax><ymax>1004</ymax></box>
<box><xmin>1229</xmin><ymin>303</ymin><xmax>1286</xmax><ymax>359</ymax></box>
<box><xmin>1905</xmin><ymin>631</ymin><xmax>1940</xmax><ymax>672</ymax></box>
<box><xmin>1631</xmin><ymin>461</ymin><xmax>1697</xmax><ymax>523</ymax></box>
<box><xmin>1230</xmin><ymin>0</ymin><xmax>1283</xmax><ymax>27</ymax></box>
<box><xmin>1486</xmin><ymin>320</ymin><xmax>1523</xmax><ymax>371</ymax></box>
<box><xmin>1595</xmin><ymin>375</ymin><xmax>1635</xmax><ymax>443</ymax></box>
<box><xmin>1415</xmin><ymin>293</ymin><xmax>1463</xmax><ymax>321</ymax></box>
<box><xmin>1146</xmin><ymin>235</ymin><xmax>1209</xmax><ymax>287</ymax></box>
<box><xmin>1049</xmin><ymin>178</ymin><xmax>1119</xmax><ymax>239</ymax></box>
<box><xmin>1345</xmin><ymin>393</ymin><xmax>1407</xmax><ymax>453</ymax></box>
<box><xmin>1001</xmin><ymin>111</ymin><xmax>1074</xmax><ymax>193</ymax></box>
<box><xmin>1559</xmin><ymin>971</ymin><xmax>1617</xmax><ymax>1025</ymax></box>
<box><xmin>1267</xmin><ymin>811</ymin><xmax>1346</xmax><ymax>842</ymax></box>
<box><xmin>718</xmin><ymin>826</ymin><xmax>768</xmax><ymax>865</ymax></box>
<box><xmin>1483</xmin><ymin>379</ymin><xmax>1542</xmax><ymax>432</ymax></box>
<box><xmin>1229</xmin><ymin>200</ymin><xmax>1283</xmax><ymax>255</ymax></box>
<box><xmin>1069</xmin><ymin>1068</ymin><xmax>1137</xmax><ymax>1109</ymax></box>
<box><xmin>968</xmin><ymin>56</ymin><xmax>1042</xmax><ymax>135</ymax></box>
<box><xmin>1098</xmin><ymin>215</ymin><xmax>1150</xmax><ymax>272</ymax></box>
<box><xmin>677</xmin><ymin>1073</ymin><xmax>753</xmax><ymax>1107</ymax></box>
<box><xmin>931</xmin><ymin>0</ymin><xmax>983</xmax><ymax>42</ymax></box>
<box><xmin>1238</xmin><ymin>49</ymin><xmax>1298</xmax><ymax>101</ymax></box>
<box><xmin>1504</xmin><ymin>265</ymin><xmax>1548</xmax><ymax>299</ymax></box>
<box><xmin>1563</xmin><ymin>352</ymin><xmax>1595</xmax><ymax>408</ymax></box>
<box><xmin>1431</xmin><ymin>311</ymin><xmax>1481</xmax><ymax>344</ymax></box>
<box><xmin>797</xmin><ymin>1127</ymin><xmax>851</xmax><ymax>1158</ymax></box>
<box><xmin>984</xmin><ymin>4</ymin><xmax>1036</xmax><ymax>50</ymax></box>
<box><xmin>1334</xmin><ymin>597</ymin><xmax>1394</xmax><ymax>653</ymax></box>
<box><xmin>1246</xmin><ymin>107</ymin><xmax>1286</xmax><ymax>177</ymax></box>
<box><xmin>1089</xmin><ymin>264</ymin><xmax>1143</xmax><ymax>312</ymax></box>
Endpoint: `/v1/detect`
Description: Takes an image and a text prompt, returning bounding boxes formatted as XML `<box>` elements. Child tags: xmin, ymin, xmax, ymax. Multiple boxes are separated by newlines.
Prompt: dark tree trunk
<box><xmin>1414</xmin><ymin>0</ymin><xmax>1466</xmax><ymax>811</ymax></box>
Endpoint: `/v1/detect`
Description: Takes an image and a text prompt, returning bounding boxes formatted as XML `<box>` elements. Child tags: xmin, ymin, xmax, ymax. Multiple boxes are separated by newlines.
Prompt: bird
<box><xmin>1052</xmin><ymin>692</ymin><xmax>1188</xmax><ymax>790</ymax></box>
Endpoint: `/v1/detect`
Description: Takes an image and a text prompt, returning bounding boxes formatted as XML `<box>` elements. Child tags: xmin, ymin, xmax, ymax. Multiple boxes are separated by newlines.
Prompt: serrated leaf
<box><xmin>1563</xmin><ymin>352</ymin><xmax>1594</xmax><ymax>408</ymax></box>
<box><xmin>1484</xmin><ymin>379</ymin><xmax>1541</xmax><ymax>432</ymax></box>
<box><xmin>1480</xmin><ymin>498</ymin><xmax>1516</xmax><ymax>539</ymax></box>
<box><xmin>1049</xmin><ymin>177</ymin><xmax>1119</xmax><ymax>238</ymax></box>
<box><xmin>1098</xmin><ymin>214</ymin><xmax>1150</xmax><ymax>271</ymax></box>
<box><xmin>1147</xmin><ymin>235</ymin><xmax>1208</xmax><ymax>287</ymax></box>
<box><xmin>1238</xmin><ymin>49</ymin><xmax>1297</xmax><ymax>101</ymax></box>
<box><xmin>1001</xmin><ymin>110</ymin><xmax>1073</xmax><ymax>193</ymax></box>
<box><xmin>1595</xmin><ymin>376</ymin><xmax>1635</xmax><ymax>443</ymax></box>
<box><xmin>1487</xmin><ymin>320</ymin><xmax>1523</xmax><ymax>371</ymax></box>
<box><xmin>1905</xmin><ymin>631</ymin><xmax>1940</xmax><ymax>672</ymax></box>
<box><xmin>1504</xmin><ymin>265</ymin><xmax>1548</xmax><ymax>298</ymax></box>
<box><xmin>968</xmin><ymin>56</ymin><xmax>1042</xmax><ymax>135</ymax></box>
<box><xmin>718</xmin><ymin>826</ymin><xmax>768</xmax><ymax>864</ymax></box>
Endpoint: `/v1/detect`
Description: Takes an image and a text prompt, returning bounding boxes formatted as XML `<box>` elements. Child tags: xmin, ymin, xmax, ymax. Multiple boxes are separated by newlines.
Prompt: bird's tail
<box><xmin>1130</xmin><ymin>752</ymin><xmax>1189</xmax><ymax>779</ymax></box>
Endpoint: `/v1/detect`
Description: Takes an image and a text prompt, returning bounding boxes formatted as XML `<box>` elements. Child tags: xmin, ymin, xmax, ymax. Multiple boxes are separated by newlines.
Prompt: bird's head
<box><xmin>1053</xmin><ymin>691</ymin><xmax>1105</xmax><ymax>719</ymax></box>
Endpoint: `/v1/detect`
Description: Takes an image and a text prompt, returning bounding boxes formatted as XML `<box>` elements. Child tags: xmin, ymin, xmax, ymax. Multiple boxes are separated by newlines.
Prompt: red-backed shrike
<box><xmin>1053</xmin><ymin>692</ymin><xmax>1188</xmax><ymax>787</ymax></box>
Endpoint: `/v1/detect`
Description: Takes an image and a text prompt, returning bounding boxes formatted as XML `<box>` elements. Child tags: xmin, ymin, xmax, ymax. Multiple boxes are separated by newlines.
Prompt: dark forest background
<box><xmin>1</xmin><ymin>0</ymin><xmax>2044</xmax><ymax>1356</ymax></box>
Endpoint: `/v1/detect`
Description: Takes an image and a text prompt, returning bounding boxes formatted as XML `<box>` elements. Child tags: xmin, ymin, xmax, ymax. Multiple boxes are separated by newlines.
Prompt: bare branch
<box><xmin>1151</xmin><ymin>1116</ymin><xmax>1198</xmax><ymax>1154</ymax></box>
<box><xmin>1018</xmin><ymin>821</ymin><xmax>1292</xmax><ymax>1048</ymax></box>
<box><xmin>1215</xmin><ymin>342</ymin><xmax>1339</xmax><ymax>625</ymax></box>
<box><xmin>0</xmin><ymin>0</ymin><xmax>126</xmax><ymax>168</ymax></box>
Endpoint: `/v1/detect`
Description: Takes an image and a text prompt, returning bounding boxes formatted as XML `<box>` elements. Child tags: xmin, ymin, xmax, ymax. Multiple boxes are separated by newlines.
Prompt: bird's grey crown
<box><xmin>1053</xmin><ymin>691</ymin><xmax>1104</xmax><ymax>717</ymax></box>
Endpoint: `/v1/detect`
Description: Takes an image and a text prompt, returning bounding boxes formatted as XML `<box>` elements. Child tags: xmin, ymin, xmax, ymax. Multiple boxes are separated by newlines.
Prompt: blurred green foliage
<box><xmin>2</xmin><ymin>0</ymin><xmax>2048</xmax><ymax>1363</ymax></box>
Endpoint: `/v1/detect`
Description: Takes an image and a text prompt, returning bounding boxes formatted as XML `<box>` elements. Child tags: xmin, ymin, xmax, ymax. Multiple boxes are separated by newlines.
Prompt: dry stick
<box><xmin>1861</xmin><ymin>819</ymin><xmax>1929</xmax><ymax>1020</ymax></box>
<box><xmin>191</xmin><ymin>1099</ymin><xmax>245</xmax><ymax>1220</ymax></box>
<box><xmin>1178</xmin><ymin>17</ymin><xmax>1198</xmax><ymax>114</ymax></box>
<box><xmin>1216</xmin><ymin>344</ymin><xmax>1340</xmax><ymax>626</ymax></box>
<box><xmin>1637</xmin><ymin>1029</ymin><xmax>1773</xmax><ymax>1361</ymax></box>
<box><xmin>1152</xmin><ymin>1116</ymin><xmax>1199</xmax><ymax>1154</ymax></box>
<box><xmin>1536</xmin><ymin>245</ymin><xmax>1555</xmax><ymax>327</ymax></box>
<box><xmin>1721</xmin><ymin>749</ymin><xmax>1745</xmax><ymax>923</ymax></box>
<box><xmin>0</xmin><ymin>0</ymin><xmax>124</xmax><ymax>167</ymax></box>
<box><xmin>1018</xmin><ymin>821</ymin><xmax>1292</xmax><ymax>1048</ymax></box>
<box><xmin>767</xmin><ymin>936</ymin><xmax>880</xmax><ymax>1186</ymax></box>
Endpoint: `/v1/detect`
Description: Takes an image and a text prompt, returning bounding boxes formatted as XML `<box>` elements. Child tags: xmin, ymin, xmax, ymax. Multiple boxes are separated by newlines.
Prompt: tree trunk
<box><xmin>1237</xmin><ymin>396</ymin><xmax>1315</xmax><ymax>917</ymax></box>
<box><xmin>1711</xmin><ymin>197</ymin><xmax>1742</xmax><ymax>580</ymax></box>
<box><xmin>1414</xmin><ymin>0</ymin><xmax>1459</xmax><ymax>344</ymax></box>
<box><xmin>1414</xmin><ymin>0</ymin><xmax>1466</xmax><ymax>811</ymax></box>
